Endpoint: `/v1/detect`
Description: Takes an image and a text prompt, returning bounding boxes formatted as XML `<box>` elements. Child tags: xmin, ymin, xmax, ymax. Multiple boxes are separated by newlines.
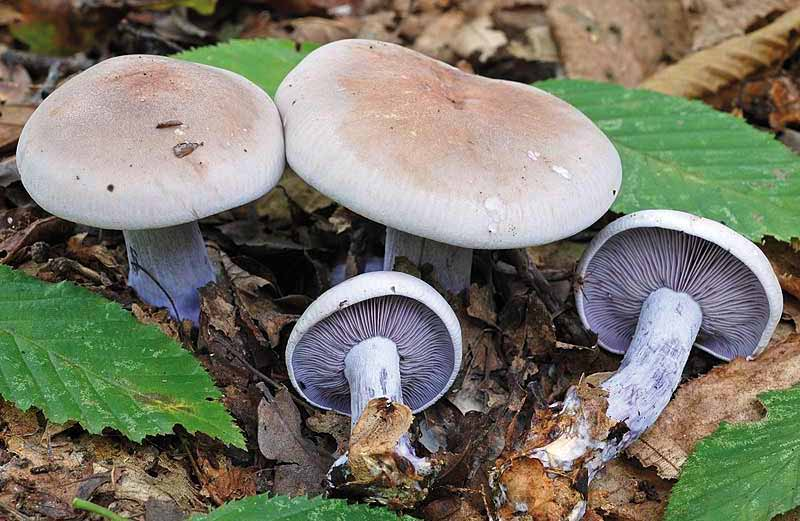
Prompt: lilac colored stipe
<box><xmin>581</xmin><ymin>227</ymin><xmax>770</xmax><ymax>360</ymax></box>
<box><xmin>290</xmin><ymin>295</ymin><xmax>455</xmax><ymax>414</ymax></box>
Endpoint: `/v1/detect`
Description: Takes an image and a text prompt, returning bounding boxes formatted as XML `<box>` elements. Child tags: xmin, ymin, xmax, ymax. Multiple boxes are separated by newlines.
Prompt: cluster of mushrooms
<box><xmin>16</xmin><ymin>39</ymin><xmax>784</xmax><ymax>517</ymax></box>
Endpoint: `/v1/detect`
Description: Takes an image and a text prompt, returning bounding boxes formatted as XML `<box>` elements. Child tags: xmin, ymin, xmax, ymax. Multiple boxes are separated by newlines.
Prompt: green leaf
<box><xmin>0</xmin><ymin>265</ymin><xmax>244</xmax><ymax>448</ymax></box>
<box><xmin>536</xmin><ymin>79</ymin><xmax>800</xmax><ymax>242</ymax></box>
<box><xmin>665</xmin><ymin>386</ymin><xmax>800</xmax><ymax>521</ymax></box>
<box><xmin>191</xmin><ymin>495</ymin><xmax>418</xmax><ymax>521</ymax></box>
<box><xmin>175</xmin><ymin>39</ymin><xmax>319</xmax><ymax>97</ymax></box>
<box><xmin>139</xmin><ymin>0</ymin><xmax>217</xmax><ymax>15</ymax></box>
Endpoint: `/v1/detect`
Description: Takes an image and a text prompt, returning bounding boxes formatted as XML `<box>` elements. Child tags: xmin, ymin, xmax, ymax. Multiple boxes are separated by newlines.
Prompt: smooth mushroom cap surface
<box><xmin>17</xmin><ymin>54</ymin><xmax>285</xmax><ymax>230</ymax></box>
<box><xmin>275</xmin><ymin>39</ymin><xmax>621</xmax><ymax>249</ymax></box>
<box><xmin>286</xmin><ymin>271</ymin><xmax>462</xmax><ymax>414</ymax></box>
<box><xmin>575</xmin><ymin>210</ymin><xmax>783</xmax><ymax>361</ymax></box>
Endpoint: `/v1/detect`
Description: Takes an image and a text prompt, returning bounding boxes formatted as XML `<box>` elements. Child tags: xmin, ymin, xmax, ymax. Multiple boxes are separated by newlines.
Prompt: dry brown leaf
<box><xmin>466</xmin><ymin>283</ymin><xmax>497</xmax><ymax>325</ymax></box>
<box><xmin>413</xmin><ymin>10</ymin><xmax>467</xmax><ymax>63</ymax></box>
<box><xmin>450</xmin><ymin>15</ymin><xmax>507</xmax><ymax>63</ymax></box>
<box><xmin>763</xmin><ymin>237</ymin><xmax>800</xmax><ymax>301</ymax></box>
<box><xmin>0</xmin><ymin>104</ymin><xmax>35</xmax><ymax>153</ymax></box>
<box><xmin>629</xmin><ymin>331</ymin><xmax>800</xmax><ymax>479</ymax></box>
<box><xmin>684</xmin><ymin>0</ymin><xmax>797</xmax><ymax>51</ymax></box>
<box><xmin>640</xmin><ymin>7</ymin><xmax>800</xmax><ymax>99</ymax></box>
<box><xmin>257</xmin><ymin>388</ymin><xmax>330</xmax><ymax>495</ymax></box>
<box><xmin>587</xmin><ymin>458</ymin><xmax>669</xmax><ymax>521</ymax></box>
<box><xmin>547</xmin><ymin>0</ymin><xmax>668</xmax><ymax>86</ymax></box>
<box><xmin>0</xmin><ymin>61</ymin><xmax>32</xmax><ymax>104</ymax></box>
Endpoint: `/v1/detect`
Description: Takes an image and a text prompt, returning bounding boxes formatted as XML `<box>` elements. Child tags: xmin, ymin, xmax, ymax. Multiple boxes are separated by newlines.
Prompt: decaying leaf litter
<box><xmin>1</xmin><ymin>1</ymin><xmax>800</xmax><ymax>520</ymax></box>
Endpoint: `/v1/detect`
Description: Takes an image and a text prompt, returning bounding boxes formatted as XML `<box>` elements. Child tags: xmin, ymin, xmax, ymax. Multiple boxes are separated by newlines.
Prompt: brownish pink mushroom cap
<box><xmin>275</xmin><ymin>39</ymin><xmax>621</xmax><ymax>250</ymax></box>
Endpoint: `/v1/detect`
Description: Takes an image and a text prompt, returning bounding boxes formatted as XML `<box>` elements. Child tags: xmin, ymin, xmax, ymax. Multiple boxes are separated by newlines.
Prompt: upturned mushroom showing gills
<box><xmin>286</xmin><ymin>270</ymin><xmax>461</xmax><ymax>501</ymax></box>
<box><xmin>492</xmin><ymin>209</ymin><xmax>783</xmax><ymax>520</ymax></box>
<box><xmin>275</xmin><ymin>39</ymin><xmax>621</xmax><ymax>295</ymax></box>
<box><xmin>16</xmin><ymin>55</ymin><xmax>285</xmax><ymax>324</ymax></box>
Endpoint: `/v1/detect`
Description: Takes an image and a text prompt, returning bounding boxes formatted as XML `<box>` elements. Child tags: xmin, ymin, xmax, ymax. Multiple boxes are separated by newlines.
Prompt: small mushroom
<box><xmin>16</xmin><ymin>55</ymin><xmax>285</xmax><ymax>324</ymax></box>
<box><xmin>275</xmin><ymin>39</ymin><xmax>621</xmax><ymax>294</ymax></box>
<box><xmin>492</xmin><ymin>209</ymin><xmax>783</xmax><ymax>519</ymax></box>
<box><xmin>286</xmin><ymin>270</ymin><xmax>461</xmax><ymax>502</ymax></box>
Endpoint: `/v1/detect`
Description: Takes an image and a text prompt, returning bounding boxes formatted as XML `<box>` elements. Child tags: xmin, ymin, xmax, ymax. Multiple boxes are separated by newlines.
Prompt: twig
<box><xmin>507</xmin><ymin>249</ymin><xmax>563</xmax><ymax>316</ymax></box>
<box><xmin>179</xmin><ymin>434</ymin><xmax>205</xmax><ymax>484</ymax></box>
<box><xmin>72</xmin><ymin>498</ymin><xmax>130</xmax><ymax>521</ymax></box>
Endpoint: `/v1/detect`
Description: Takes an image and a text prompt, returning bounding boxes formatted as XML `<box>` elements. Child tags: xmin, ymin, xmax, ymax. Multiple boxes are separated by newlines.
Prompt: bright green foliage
<box><xmin>0</xmin><ymin>265</ymin><xmax>244</xmax><ymax>448</ymax></box>
<box><xmin>665</xmin><ymin>386</ymin><xmax>800</xmax><ymax>521</ymax></box>
<box><xmin>192</xmin><ymin>495</ymin><xmax>418</xmax><ymax>520</ymax></box>
<box><xmin>175</xmin><ymin>39</ymin><xmax>318</xmax><ymax>97</ymax></box>
<box><xmin>537</xmin><ymin>79</ymin><xmax>800</xmax><ymax>242</ymax></box>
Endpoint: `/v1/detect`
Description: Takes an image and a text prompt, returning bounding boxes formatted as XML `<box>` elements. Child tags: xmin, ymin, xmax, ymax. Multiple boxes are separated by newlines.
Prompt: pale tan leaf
<box><xmin>640</xmin><ymin>7</ymin><xmax>800</xmax><ymax>99</ymax></box>
<box><xmin>628</xmin><ymin>329</ymin><xmax>800</xmax><ymax>479</ymax></box>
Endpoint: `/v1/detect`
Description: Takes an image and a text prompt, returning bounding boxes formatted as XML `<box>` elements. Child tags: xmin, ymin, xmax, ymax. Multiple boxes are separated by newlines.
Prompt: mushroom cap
<box><xmin>17</xmin><ymin>54</ymin><xmax>285</xmax><ymax>230</ymax></box>
<box><xmin>575</xmin><ymin>210</ymin><xmax>783</xmax><ymax>361</ymax></box>
<box><xmin>286</xmin><ymin>271</ymin><xmax>462</xmax><ymax>414</ymax></box>
<box><xmin>275</xmin><ymin>39</ymin><xmax>621</xmax><ymax>249</ymax></box>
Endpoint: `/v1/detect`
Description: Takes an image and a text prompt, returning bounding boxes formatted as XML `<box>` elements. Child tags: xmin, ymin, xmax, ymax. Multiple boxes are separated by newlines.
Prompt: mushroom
<box><xmin>275</xmin><ymin>39</ymin><xmax>621</xmax><ymax>294</ymax></box>
<box><xmin>16</xmin><ymin>55</ymin><xmax>284</xmax><ymax>324</ymax></box>
<box><xmin>492</xmin><ymin>209</ymin><xmax>783</xmax><ymax>520</ymax></box>
<box><xmin>286</xmin><ymin>270</ymin><xmax>461</xmax><ymax>498</ymax></box>
<box><xmin>287</xmin><ymin>269</ymin><xmax>461</xmax><ymax>428</ymax></box>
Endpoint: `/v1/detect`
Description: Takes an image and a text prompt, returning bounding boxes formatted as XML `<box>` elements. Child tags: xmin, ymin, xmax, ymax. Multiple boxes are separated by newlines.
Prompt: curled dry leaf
<box><xmin>629</xmin><ymin>332</ymin><xmax>800</xmax><ymax>479</ymax></box>
<box><xmin>640</xmin><ymin>7</ymin><xmax>800</xmax><ymax>100</ymax></box>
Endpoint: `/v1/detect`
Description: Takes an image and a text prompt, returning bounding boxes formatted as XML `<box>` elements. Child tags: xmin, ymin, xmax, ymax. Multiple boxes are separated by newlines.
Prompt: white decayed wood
<box><xmin>524</xmin><ymin>288</ymin><xmax>702</xmax><ymax>520</ymax></box>
<box><xmin>124</xmin><ymin>222</ymin><xmax>215</xmax><ymax>325</ymax></box>
<box><xmin>384</xmin><ymin>227</ymin><xmax>472</xmax><ymax>295</ymax></box>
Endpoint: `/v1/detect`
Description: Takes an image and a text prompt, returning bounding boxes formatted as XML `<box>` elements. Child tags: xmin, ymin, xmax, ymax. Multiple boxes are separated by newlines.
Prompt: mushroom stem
<box><xmin>123</xmin><ymin>222</ymin><xmax>215</xmax><ymax>325</ymax></box>
<box><xmin>342</xmin><ymin>336</ymin><xmax>429</xmax><ymax>475</ymax></box>
<box><xmin>601</xmin><ymin>287</ymin><xmax>702</xmax><ymax>447</ymax></box>
<box><xmin>384</xmin><ymin>228</ymin><xmax>472</xmax><ymax>295</ymax></box>
<box><xmin>344</xmin><ymin>336</ymin><xmax>403</xmax><ymax>427</ymax></box>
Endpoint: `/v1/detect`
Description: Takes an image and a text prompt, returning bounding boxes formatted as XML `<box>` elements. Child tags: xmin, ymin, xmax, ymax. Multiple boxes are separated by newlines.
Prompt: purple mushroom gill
<box><xmin>290</xmin><ymin>294</ymin><xmax>456</xmax><ymax>420</ymax></box>
<box><xmin>581</xmin><ymin>227</ymin><xmax>770</xmax><ymax>360</ymax></box>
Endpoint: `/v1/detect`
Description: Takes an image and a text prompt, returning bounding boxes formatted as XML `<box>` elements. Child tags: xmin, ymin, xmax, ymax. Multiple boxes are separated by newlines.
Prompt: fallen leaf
<box><xmin>306</xmin><ymin>410</ymin><xmax>350</xmax><ymax>456</ymax></box>
<box><xmin>0</xmin><ymin>104</ymin><xmax>35</xmax><ymax>153</ymax></box>
<box><xmin>629</xmin><ymin>332</ymin><xmax>800</xmax><ymax>479</ymax></box>
<box><xmin>684</xmin><ymin>0</ymin><xmax>797</xmax><ymax>51</ymax></box>
<box><xmin>587</xmin><ymin>458</ymin><xmax>669</xmax><ymax>521</ymax></box>
<box><xmin>466</xmin><ymin>283</ymin><xmax>497</xmax><ymax>325</ymax></box>
<box><xmin>197</xmin><ymin>453</ymin><xmax>257</xmax><ymax>505</ymax></box>
<box><xmin>0</xmin><ymin>215</ymin><xmax>73</xmax><ymax>265</ymax></box>
<box><xmin>547</xmin><ymin>0</ymin><xmax>667</xmax><ymax>86</ymax></box>
<box><xmin>764</xmin><ymin>237</ymin><xmax>800</xmax><ymax>301</ymax></box>
<box><xmin>640</xmin><ymin>7</ymin><xmax>800</xmax><ymax>99</ymax></box>
<box><xmin>257</xmin><ymin>387</ymin><xmax>330</xmax><ymax>495</ymax></box>
<box><xmin>450</xmin><ymin>16</ymin><xmax>507</xmax><ymax>63</ymax></box>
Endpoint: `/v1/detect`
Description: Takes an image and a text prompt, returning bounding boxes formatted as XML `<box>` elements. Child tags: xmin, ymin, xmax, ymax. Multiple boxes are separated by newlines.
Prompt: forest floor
<box><xmin>2</xmin><ymin>1</ymin><xmax>800</xmax><ymax>520</ymax></box>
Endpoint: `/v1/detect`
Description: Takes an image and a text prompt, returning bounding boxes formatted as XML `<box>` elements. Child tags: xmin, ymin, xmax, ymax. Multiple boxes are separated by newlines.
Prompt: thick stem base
<box><xmin>384</xmin><ymin>227</ymin><xmax>472</xmax><ymax>295</ymax></box>
<box><xmin>492</xmin><ymin>288</ymin><xmax>703</xmax><ymax>520</ymax></box>
<box><xmin>124</xmin><ymin>222</ymin><xmax>215</xmax><ymax>325</ymax></box>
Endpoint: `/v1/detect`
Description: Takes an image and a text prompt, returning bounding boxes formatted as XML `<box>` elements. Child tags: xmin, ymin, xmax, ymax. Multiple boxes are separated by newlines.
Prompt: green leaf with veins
<box><xmin>0</xmin><ymin>265</ymin><xmax>244</xmax><ymax>448</ymax></box>
<box><xmin>175</xmin><ymin>39</ymin><xmax>319</xmax><ymax>97</ymax></box>
<box><xmin>665</xmin><ymin>386</ymin><xmax>800</xmax><ymax>521</ymax></box>
<box><xmin>191</xmin><ymin>494</ymin><xmax>419</xmax><ymax>521</ymax></box>
<box><xmin>536</xmin><ymin>79</ymin><xmax>800</xmax><ymax>242</ymax></box>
